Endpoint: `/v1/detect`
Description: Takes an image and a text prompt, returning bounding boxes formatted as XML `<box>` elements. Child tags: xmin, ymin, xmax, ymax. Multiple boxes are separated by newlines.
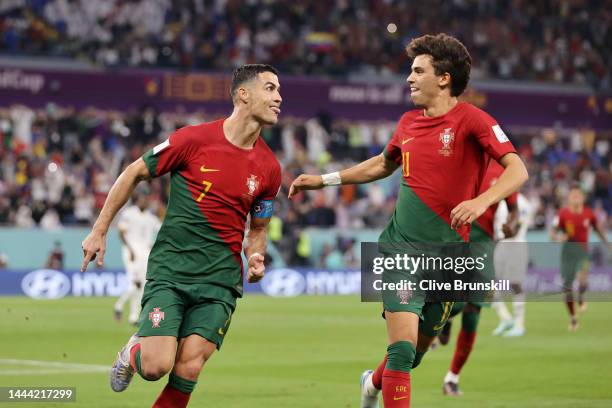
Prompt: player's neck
<box><xmin>224</xmin><ymin>111</ymin><xmax>261</xmax><ymax>149</ymax></box>
<box><xmin>569</xmin><ymin>204</ymin><xmax>583</xmax><ymax>213</ymax></box>
<box><xmin>423</xmin><ymin>96</ymin><xmax>458</xmax><ymax>118</ymax></box>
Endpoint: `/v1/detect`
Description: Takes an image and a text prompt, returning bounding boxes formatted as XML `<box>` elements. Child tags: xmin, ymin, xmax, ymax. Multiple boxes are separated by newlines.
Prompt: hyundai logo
<box><xmin>260</xmin><ymin>268</ymin><xmax>306</xmax><ymax>297</ymax></box>
<box><xmin>21</xmin><ymin>269</ymin><xmax>71</xmax><ymax>299</ymax></box>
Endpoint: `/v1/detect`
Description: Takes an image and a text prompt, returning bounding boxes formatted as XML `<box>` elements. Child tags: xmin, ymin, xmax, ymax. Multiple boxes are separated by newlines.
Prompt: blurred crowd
<box><xmin>0</xmin><ymin>104</ymin><xmax>610</xmax><ymax>266</ymax></box>
<box><xmin>1</xmin><ymin>0</ymin><xmax>610</xmax><ymax>89</ymax></box>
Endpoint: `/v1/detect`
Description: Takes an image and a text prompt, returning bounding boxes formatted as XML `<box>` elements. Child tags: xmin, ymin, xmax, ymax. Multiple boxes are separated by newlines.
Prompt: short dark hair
<box><xmin>230</xmin><ymin>64</ymin><xmax>279</xmax><ymax>99</ymax></box>
<box><xmin>406</xmin><ymin>33</ymin><xmax>472</xmax><ymax>97</ymax></box>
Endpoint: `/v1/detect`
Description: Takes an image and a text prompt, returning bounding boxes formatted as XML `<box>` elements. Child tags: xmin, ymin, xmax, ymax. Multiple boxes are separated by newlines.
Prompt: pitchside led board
<box><xmin>2</xmin><ymin>241</ymin><xmax>611</xmax><ymax>301</ymax></box>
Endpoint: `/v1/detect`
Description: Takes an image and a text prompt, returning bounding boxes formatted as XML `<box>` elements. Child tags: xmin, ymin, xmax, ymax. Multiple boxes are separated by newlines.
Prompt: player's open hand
<box><xmin>450</xmin><ymin>198</ymin><xmax>488</xmax><ymax>230</ymax></box>
<box><xmin>288</xmin><ymin>174</ymin><xmax>324</xmax><ymax>198</ymax></box>
<box><xmin>247</xmin><ymin>252</ymin><xmax>265</xmax><ymax>283</ymax></box>
<box><xmin>81</xmin><ymin>230</ymin><xmax>107</xmax><ymax>272</ymax></box>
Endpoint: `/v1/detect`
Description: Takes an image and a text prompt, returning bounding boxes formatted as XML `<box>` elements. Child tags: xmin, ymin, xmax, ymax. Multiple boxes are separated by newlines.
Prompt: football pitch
<box><xmin>1</xmin><ymin>296</ymin><xmax>611</xmax><ymax>408</ymax></box>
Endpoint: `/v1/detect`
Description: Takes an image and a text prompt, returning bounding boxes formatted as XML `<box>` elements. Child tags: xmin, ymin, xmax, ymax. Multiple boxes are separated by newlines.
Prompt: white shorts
<box><xmin>122</xmin><ymin>248</ymin><xmax>148</xmax><ymax>283</ymax></box>
<box><xmin>494</xmin><ymin>241</ymin><xmax>528</xmax><ymax>283</ymax></box>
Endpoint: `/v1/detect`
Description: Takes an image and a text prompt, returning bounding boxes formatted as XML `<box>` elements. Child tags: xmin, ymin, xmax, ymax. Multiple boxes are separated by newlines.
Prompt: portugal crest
<box><xmin>438</xmin><ymin>128</ymin><xmax>455</xmax><ymax>156</ymax></box>
<box><xmin>149</xmin><ymin>307</ymin><xmax>165</xmax><ymax>328</ymax></box>
<box><xmin>397</xmin><ymin>288</ymin><xmax>412</xmax><ymax>305</ymax></box>
<box><xmin>246</xmin><ymin>174</ymin><xmax>259</xmax><ymax>196</ymax></box>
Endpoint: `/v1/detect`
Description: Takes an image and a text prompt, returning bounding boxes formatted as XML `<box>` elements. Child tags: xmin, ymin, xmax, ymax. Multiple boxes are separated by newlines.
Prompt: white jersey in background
<box><xmin>493</xmin><ymin>193</ymin><xmax>532</xmax><ymax>337</ymax></box>
<box><xmin>494</xmin><ymin>194</ymin><xmax>532</xmax><ymax>242</ymax></box>
<box><xmin>494</xmin><ymin>194</ymin><xmax>533</xmax><ymax>282</ymax></box>
<box><xmin>114</xmin><ymin>205</ymin><xmax>161</xmax><ymax>325</ymax></box>
<box><xmin>118</xmin><ymin>205</ymin><xmax>161</xmax><ymax>256</ymax></box>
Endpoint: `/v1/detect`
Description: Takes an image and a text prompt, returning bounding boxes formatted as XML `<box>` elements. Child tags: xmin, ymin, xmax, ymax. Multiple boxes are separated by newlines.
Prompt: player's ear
<box><xmin>237</xmin><ymin>86</ymin><xmax>250</xmax><ymax>104</ymax></box>
<box><xmin>438</xmin><ymin>72</ymin><xmax>451</xmax><ymax>89</ymax></box>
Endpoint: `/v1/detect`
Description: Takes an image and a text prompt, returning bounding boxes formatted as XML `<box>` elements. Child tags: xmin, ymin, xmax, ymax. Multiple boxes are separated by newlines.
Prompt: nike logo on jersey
<box><xmin>402</xmin><ymin>137</ymin><xmax>415</xmax><ymax>144</ymax></box>
<box><xmin>200</xmin><ymin>165</ymin><xmax>220</xmax><ymax>173</ymax></box>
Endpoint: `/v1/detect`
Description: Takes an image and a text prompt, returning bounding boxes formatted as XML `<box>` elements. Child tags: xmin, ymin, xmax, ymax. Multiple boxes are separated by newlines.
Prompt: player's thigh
<box><xmin>179</xmin><ymin>300</ymin><xmax>234</xmax><ymax>350</ymax></box>
<box><xmin>140</xmin><ymin>335</ymin><xmax>178</xmax><ymax>374</ymax></box>
<box><xmin>385</xmin><ymin>311</ymin><xmax>419</xmax><ymax>345</ymax></box>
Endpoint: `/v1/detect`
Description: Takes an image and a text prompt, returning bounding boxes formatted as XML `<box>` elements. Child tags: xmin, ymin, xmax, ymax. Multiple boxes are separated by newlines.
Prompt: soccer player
<box><xmin>289</xmin><ymin>34</ymin><xmax>528</xmax><ymax>408</ymax></box>
<box><xmin>551</xmin><ymin>187</ymin><xmax>609</xmax><ymax>331</ymax></box>
<box><xmin>81</xmin><ymin>64</ymin><xmax>282</xmax><ymax>408</ymax></box>
<box><xmin>492</xmin><ymin>192</ymin><xmax>533</xmax><ymax>337</ymax></box>
<box><xmin>439</xmin><ymin>160</ymin><xmax>519</xmax><ymax>396</ymax></box>
<box><xmin>113</xmin><ymin>190</ymin><xmax>161</xmax><ymax>325</ymax></box>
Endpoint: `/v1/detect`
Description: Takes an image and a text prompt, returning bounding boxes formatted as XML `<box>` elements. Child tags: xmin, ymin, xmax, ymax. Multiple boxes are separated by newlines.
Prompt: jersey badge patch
<box><xmin>246</xmin><ymin>175</ymin><xmax>259</xmax><ymax>196</ymax></box>
<box><xmin>397</xmin><ymin>288</ymin><xmax>412</xmax><ymax>305</ymax></box>
<box><xmin>438</xmin><ymin>128</ymin><xmax>455</xmax><ymax>156</ymax></box>
<box><xmin>149</xmin><ymin>307</ymin><xmax>165</xmax><ymax>328</ymax></box>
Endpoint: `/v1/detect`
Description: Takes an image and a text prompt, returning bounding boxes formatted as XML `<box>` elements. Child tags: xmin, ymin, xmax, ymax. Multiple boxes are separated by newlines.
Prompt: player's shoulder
<box><xmin>583</xmin><ymin>206</ymin><xmax>596</xmax><ymax>217</ymax></box>
<box><xmin>398</xmin><ymin>109</ymin><xmax>421</xmax><ymax>124</ymax></box>
<box><xmin>171</xmin><ymin>119</ymin><xmax>224</xmax><ymax>144</ymax></box>
<box><xmin>256</xmin><ymin>139</ymin><xmax>281</xmax><ymax>173</ymax></box>
<box><xmin>458</xmin><ymin>102</ymin><xmax>494</xmax><ymax>121</ymax></box>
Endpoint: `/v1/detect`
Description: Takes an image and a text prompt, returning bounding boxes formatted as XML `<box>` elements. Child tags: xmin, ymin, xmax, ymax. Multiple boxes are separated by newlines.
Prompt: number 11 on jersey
<box><xmin>402</xmin><ymin>152</ymin><xmax>410</xmax><ymax>177</ymax></box>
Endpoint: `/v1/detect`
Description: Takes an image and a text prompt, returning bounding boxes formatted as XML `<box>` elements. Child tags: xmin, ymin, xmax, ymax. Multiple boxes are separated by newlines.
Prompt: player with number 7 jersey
<box><xmin>142</xmin><ymin>117</ymin><xmax>281</xmax><ymax>297</ymax></box>
<box><xmin>80</xmin><ymin>64</ymin><xmax>282</xmax><ymax>408</ymax></box>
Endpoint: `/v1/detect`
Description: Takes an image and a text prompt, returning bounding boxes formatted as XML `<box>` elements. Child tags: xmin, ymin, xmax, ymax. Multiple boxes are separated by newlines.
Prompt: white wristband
<box><xmin>321</xmin><ymin>171</ymin><xmax>341</xmax><ymax>186</ymax></box>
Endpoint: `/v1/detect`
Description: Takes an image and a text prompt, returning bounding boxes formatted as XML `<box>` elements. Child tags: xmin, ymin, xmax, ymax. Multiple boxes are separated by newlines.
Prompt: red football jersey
<box><xmin>557</xmin><ymin>207</ymin><xmax>597</xmax><ymax>246</ymax></box>
<box><xmin>142</xmin><ymin>119</ymin><xmax>281</xmax><ymax>293</ymax></box>
<box><xmin>384</xmin><ymin>102</ymin><xmax>516</xmax><ymax>242</ymax></box>
<box><xmin>474</xmin><ymin>160</ymin><xmax>518</xmax><ymax>239</ymax></box>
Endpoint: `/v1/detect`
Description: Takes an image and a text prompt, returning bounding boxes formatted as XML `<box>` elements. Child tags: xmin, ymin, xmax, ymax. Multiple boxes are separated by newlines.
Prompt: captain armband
<box><xmin>251</xmin><ymin>199</ymin><xmax>274</xmax><ymax>218</ymax></box>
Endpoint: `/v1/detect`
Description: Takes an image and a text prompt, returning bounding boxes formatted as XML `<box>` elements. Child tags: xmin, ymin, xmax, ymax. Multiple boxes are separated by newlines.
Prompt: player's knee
<box><xmin>174</xmin><ymin>358</ymin><xmax>204</xmax><ymax>381</ymax></box>
<box><xmin>141</xmin><ymin>356</ymin><xmax>174</xmax><ymax>381</ymax></box>
<box><xmin>462</xmin><ymin>305</ymin><xmax>481</xmax><ymax>333</ymax></box>
<box><xmin>386</xmin><ymin>341</ymin><xmax>416</xmax><ymax>372</ymax></box>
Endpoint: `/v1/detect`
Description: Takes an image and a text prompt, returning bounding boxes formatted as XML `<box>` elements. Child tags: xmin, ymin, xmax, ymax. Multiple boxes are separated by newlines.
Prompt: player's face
<box><xmin>568</xmin><ymin>189</ymin><xmax>584</xmax><ymax>207</ymax></box>
<box><xmin>136</xmin><ymin>195</ymin><xmax>149</xmax><ymax>210</ymax></box>
<box><xmin>407</xmin><ymin>54</ymin><xmax>445</xmax><ymax>107</ymax></box>
<box><xmin>248</xmin><ymin>72</ymin><xmax>282</xmax><ymax>125</ymax></box>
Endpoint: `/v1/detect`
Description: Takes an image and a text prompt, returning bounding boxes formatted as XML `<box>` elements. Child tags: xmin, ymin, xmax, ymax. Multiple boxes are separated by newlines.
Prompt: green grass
<box><xmin>1</xmin><ymin>296</ymin><xmax>611</xmax><ymax>407</ymax></box>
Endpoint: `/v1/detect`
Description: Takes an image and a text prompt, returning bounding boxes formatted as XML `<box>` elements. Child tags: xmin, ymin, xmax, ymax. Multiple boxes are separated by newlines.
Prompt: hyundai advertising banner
<box><xmin>1</xmin><ymin>268</ymin><xmax>612</xmax><ymax>300</ymax></box>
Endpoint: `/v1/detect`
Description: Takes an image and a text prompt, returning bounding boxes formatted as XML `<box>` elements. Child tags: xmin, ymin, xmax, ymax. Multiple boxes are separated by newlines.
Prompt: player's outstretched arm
<box><xmin>81</xmin><ymin>158</ymin><xmax>151</xmax><ymax>272</ymax></box>
<box><xmin>245</xmin><ymin>216</ymin><xmax>271</xmax><ymax>283</ymax></box>
<box><xmin>451</xmin><ymin>153</ymin><xmax>528</xmax><ymax>229</ymax></box>
<box><xmin>288</xmin><ymin>153</ymin><xmax>398</xmax><ymax>198</ymax></box>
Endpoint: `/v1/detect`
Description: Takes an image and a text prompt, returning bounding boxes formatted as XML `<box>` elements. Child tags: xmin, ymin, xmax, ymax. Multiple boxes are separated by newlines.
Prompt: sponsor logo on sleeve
<box><xmin>492</xmin><ymin>125</ymin><xmax>509</xmax><ymax>143</ymax></box>
<box><xmin>153</xmin><ymin>139</ymin><xmax>170</xmax><ymax>155</ymax></box>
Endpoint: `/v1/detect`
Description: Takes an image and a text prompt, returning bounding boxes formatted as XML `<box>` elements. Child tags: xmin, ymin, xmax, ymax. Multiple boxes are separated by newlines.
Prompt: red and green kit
<box><xmin>557</xmin><ymin>206</ymin><xmax>597</xmax><ymax>287</ymax></box>
<box><xmin>142</xmin><ymin>119</ymin><xmax>281</xmax><ymax>298</ymax></box>
<box><xmin>379</xmin><ymin>102</ymin><xmax>516</xmax><ymax>330</ymax></box>
<box><xmin>381</xmin><ymin>102</ymin><xmax>516</xmax><ymax>245</ymax></box>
